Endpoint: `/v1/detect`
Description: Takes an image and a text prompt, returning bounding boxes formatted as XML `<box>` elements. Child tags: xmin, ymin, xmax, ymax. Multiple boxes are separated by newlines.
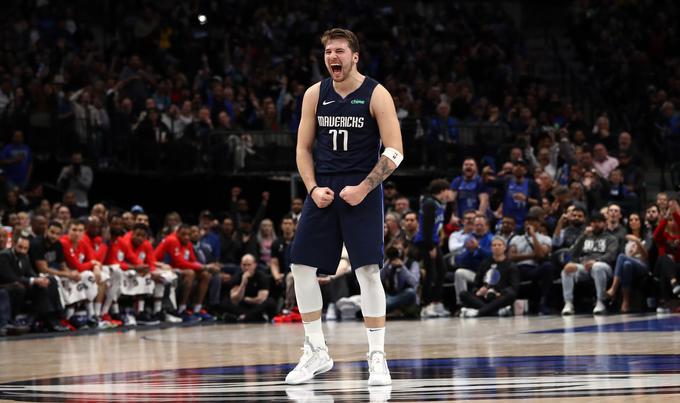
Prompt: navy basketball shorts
<box><xmin>291</xmin><ymin>173</ymin><xmax>384</xmax><ymax>275</ymax></box>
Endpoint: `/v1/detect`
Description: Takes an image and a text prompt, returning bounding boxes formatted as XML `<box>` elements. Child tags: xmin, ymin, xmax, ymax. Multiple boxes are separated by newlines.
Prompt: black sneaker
<box><xmin>137</xmin><ymin>311</ymin><xmax>160</xmax><ymax>326</ymax></box>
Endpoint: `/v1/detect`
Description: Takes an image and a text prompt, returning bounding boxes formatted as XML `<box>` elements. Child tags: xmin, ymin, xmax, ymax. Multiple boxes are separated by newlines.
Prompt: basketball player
<box><xmin>286</xmin><ymin>28</ymin><xmax>403</xmax><ymax>386</ymax></box>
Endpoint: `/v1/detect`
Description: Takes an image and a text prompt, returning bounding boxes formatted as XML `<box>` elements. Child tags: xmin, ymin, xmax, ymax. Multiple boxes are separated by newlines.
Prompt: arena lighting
<box><xmin>198</xmin><ymin>14</ymin><xmax>207</xmax><ymax>25</ymax></box>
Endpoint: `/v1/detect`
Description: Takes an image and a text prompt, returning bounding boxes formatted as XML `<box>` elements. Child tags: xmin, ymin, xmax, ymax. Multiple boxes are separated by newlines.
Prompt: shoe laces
<box><xmin>295</xmin><ymin>340</ymin><xmax>326</xmax><ymax>371</ymax></box>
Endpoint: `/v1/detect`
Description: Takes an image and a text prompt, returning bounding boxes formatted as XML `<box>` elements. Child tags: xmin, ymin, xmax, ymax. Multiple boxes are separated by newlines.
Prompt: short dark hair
<box><xmin>321</xmin><ymin>28</ymin><xmax>360</xmax><ymax>53</ymax></box>
<box><xmin>48</xmin><ymin>220</ymin><xmax>63</xmax><ymax>230</ymax></box>
<box><xmin>428</xmin><ymin>179</ymin><xmax>450</xmax><ymax>195</ymax></box>
<box><xmin>132</xmin><ymin>223</ymin><xmax>149</xmax><ymax>232</ymax></box>
<box><xmin>69</xmin><ymin>219</ymin><xmax>86</xmax><ymax>228</ymax></box>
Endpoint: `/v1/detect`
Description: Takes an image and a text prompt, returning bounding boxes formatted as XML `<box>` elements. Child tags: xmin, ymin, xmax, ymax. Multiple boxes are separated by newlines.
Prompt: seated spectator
<box><xmin>652</xmin><ymin>200</ymin><xmax>680</xmax><ymax>313</ymax></box>
<box><xmin>384</xmin><ymin>212</ymin><xmax>403</xmax><ymax>245</ymax></box>
<box><xmin>606</xmin><ymin>213</ymin><xmax>649</xmax><ymax>313</ymax></box>
<box><xmin>0</xmin><ymin>235</ymin><xmax>66</xmax><ymax>331</ymax></box>
<box><xmin>154</xmin><ymin>224</ymin><xmax>220</xmax><ymax>322</ymax></box>
<box><xmin>393</xmin><ymin>196</ymin><xmax>411</xmax><ymax>218</ymax></box>
<box><xmin>402</xmin><ymin>211</ymin><xmax>419</xmax><ymax>244</ymax></box>
<box><xmin>494</xmin><ymin>216</ymin><xmax>516</xmax><ymax>244</ymax></box>
<box><xmin>508</xmin><ymin>210</ymin><xmax>555</xmax><ymax>314</ymax></box>
<box><xmin>459</xmin><ymin>237</ymin><xmax>519</xmax><ymax>317</ymax></box>
<box><xmin>552</xmin><ymin>205</ymin><xmax>587</xmax><ymax>265</ymax></box>
<box><xmin>447</xmin><ymin>210</ymin><xmax>477</xmax><ymax>258</ymax></box>
<box><xmin>83</xmin><ymin>216</ymin><xmax>108</xmax><ymax>263</ymax></box>
<box><xmin>220</xmin><ymin>254</ymin><xmax>275</xmax><ymax>322</ymax></box>
<box><xmin>561</xmin><ymin>212</ymin><xmax>618</xmax><ymax>315</ymax></box>
<box><xmin>493</xmin><ymin>158</ymin><xmax>540</xmax><ymax>231</ymax></box>
<box><xmin>453</xmin><ymin>215</ymin><xmax>493</xmax><ymax>308</ymax></box>
<box><xmin>605</xmin><ymin>204</ymin><xmax>627</xmax><ymax>248</ymax></box>
<box><xmin>381</xmin><ymin>241</ymin><xmax>420</xmax><ymax>316</ymax></box>
<box><xmin>218</xmin><ymin>216</ymin><xmax>242</xmax><ymax>271</ymax></box>
<box><xmin>592</xmin><ymin>143</ymin><xmax>619</xmax><ymax>179</ymax></box>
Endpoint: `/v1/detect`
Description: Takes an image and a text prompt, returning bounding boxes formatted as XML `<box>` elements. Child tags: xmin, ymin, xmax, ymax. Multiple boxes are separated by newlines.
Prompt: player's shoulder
<box><xmin>304</xmin><ymin>81</ymin><xmax>322</xmax><ymax>99</ymax></box>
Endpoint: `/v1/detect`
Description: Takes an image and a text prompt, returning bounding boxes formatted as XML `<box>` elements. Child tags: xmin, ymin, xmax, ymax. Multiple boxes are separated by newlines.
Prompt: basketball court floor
<box><xmin>1</xmin><ymin>313</ymin><xmax>679</xmax><ymax>402</ymax></box>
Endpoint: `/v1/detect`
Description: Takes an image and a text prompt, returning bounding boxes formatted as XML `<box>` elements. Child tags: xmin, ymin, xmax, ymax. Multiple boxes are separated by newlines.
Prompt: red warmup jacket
<box><xmin>154</xmin><ymin>232</ymin><xmax>202</xmax><ymax>271</ymax></box>
<box><xmin>124</xmin><ymin>237</ymin><xmax>157</xmax><ymax>271</ymax></box>
<box><xmin>82</xmin><ymin>233</ymin><xmax>108</xmax><ymax>262</ymax></box>
<box><xmin>104</xmin><ymin>236</ymin><xmax>142</xmax><ymax>271</ymax></box>
<box><xmin>60</xmin><ymin>235</ymin><xmax>96</xmax><ymax>272</ymax></box>
<box><xmin>653</xmin><ymin>211</ymin><xmax>680</xmax><ymax>262</ymax></box>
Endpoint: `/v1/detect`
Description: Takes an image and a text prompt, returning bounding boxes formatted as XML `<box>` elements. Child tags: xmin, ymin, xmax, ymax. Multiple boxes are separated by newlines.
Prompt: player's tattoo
<box><xmin>364</xmin><ymin>156</ymin><xmax>395</xmax><ymax>191</ymax></box>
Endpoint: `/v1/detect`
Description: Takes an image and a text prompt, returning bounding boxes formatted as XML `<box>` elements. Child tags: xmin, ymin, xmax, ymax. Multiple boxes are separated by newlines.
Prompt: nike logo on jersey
<box><xmin>322</xmin><ymin>100</ymin><xmax>335</xmax><ymax>105</ymax></box>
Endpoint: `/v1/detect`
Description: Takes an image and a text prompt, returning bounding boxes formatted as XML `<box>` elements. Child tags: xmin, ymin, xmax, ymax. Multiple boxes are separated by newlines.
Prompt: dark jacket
<box><xmin>473</xmin><ymin>257</ymin><xmax>520</xmax><ymax>294</ymax></box>
<box><xmin>0</xmin><ymin>249</ymin><xmax>37</xmax><ymax>287</ymax></box>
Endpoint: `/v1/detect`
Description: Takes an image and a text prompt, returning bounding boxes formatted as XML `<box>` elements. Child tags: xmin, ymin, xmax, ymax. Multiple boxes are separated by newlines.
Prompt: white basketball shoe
<box><xmin>367</xmin><ymin>351</ymin><xmax>392</xmax><ymax>386</ymax></box>
<box><xmin>285</xmin><ymin>338</ymin><xmax>334</xmax><ymax>385</ymax></box>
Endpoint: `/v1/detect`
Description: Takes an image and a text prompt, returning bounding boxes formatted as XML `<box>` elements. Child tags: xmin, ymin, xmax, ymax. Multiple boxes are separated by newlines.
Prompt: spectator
<box><xmin>495</xmin><ymin>216</ymin><xmax>517</xmax><ymax>244</ymax></box>
<box><xmin>459</xmin><ymin>237</ymin><xmax>519</xmax><ymax>317</ymax></box>
<box><xmin>605</xmin><ymin>204</ymin><xmax>627</xmax><ymax>248</ymax></box>
<box><xmin>289</xmin><ymin>197</ymin><xmax>303</xmax><ymax>223</ymax></box>
<box><xmin>495</xmin><ymin>158</ymin><xmax>540</xmax><ymax>230</ymax></box>
<box><xmin>652</xmin><ymin>200</ymin><xmax>680</xmax><ymax>313</ymax></box>
<box><xmin>449</xmin><ymin>158</ymin><xmax>489</xmax><ymax>226</ymax></box>
<box><xmin>592</xmin><ymin>143</ymin><xmax>619</xmax><ymax>179</ymax></box>
<box><xmin>447</xmin><ymin>210</ymin><xmax>477</xmax><ymax>258</ymax></box>
<box><xmin>508</xmin><ymin>210</ymin><xmax>555</xmax><ymax>315</ymax></box>
<box><xmin>220</xmin><ymin>254</ymin><xmax>275</xmax><ymax>322</ymax></box>
<box><xmin>393</xmin><ymin>196</ymin><xmax>411</xmax><ymax>218</ymax></box>
<box><xmin>381</xmin><ymin>241</ymin><xmax>419</xmax><ymax>316</ymax></box>
<box><xmin>0</xmin><ymin>130</ymin><xmax>32</xmax><ymax>190</ymax></box>
<box><xmin>255</xmin><ymin>218</ymin><xmax>277</xmax><ymax>266</ymax></box>
<box><xmin>425</xmin><ymin>102</ymin><xmax>458</xmax><ymax>170</ymax></box>
<box><xmin>219</xmin><ymin>216</ymin><xmax>242</xmax><ymax>270</ymax></box>
<box><xmin>57</xmin><ymin>151</ymin><xmax>93</xmax><ymax>214</ymax></box>
<box><xmin>453</xmin><ymin>215</ymin><xmax>493</xmax><ymax>308</ymax></box>
<box><xmin>561</xmin><ymin>212</ymin><xmax>619</xmax><ymax>315</ymax></box>
<box><xmin>552</xmin><ymin>205</ymin><xmax>587</xmax><ymax>264</ymax></box>
<box><xmin>402</xmin><ymin>211</ymin><xmax>419</xmax><ymax>244</ymax></box>
<box><xmin>384</xmin><ymin>212</ymin><xmax>403</xmax><ymax>245</ymax></box>
<box><xmin>0</xmin><ymin>235</ymin><xmax>66</xmax><ymax>332</ymax></box>
<box><xmin>606</xmin><ymin>212</ymin><xmax>650</xmax><ymax>313</ymax></box>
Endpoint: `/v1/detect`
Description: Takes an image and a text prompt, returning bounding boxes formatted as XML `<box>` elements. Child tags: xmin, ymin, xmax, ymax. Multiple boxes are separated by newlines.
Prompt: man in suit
<box><xmin>0</xmin><ymin>235</ymin><xmax>66</xmax><ymax>332</ymax></box>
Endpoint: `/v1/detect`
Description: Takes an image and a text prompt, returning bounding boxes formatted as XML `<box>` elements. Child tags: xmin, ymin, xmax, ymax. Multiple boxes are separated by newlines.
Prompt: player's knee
<box><xmin>356</xmin><ymin>264</ymin><xmax>381</xmax><ymax>287</ymax></box>
<box><xmin>563</xmin><ymin>263</ymin><xmax>577</xmax><ymax>274</ymax></box>
<box><xmin>182</xmin><ymin>270</ymin><xmax>196</xmax><ymax>282</ymax></box>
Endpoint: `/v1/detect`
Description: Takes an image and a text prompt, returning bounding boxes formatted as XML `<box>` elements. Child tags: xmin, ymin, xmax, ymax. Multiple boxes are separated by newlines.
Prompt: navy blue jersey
<box><xmin>413</xmin><ymin>196</ymin><xmax>445</xmax><ymax>248</ymax></box>
<box><xmin>314</xmin><ymin>77</ymin><xmax>381</xmax><ymax>174</ymax></box>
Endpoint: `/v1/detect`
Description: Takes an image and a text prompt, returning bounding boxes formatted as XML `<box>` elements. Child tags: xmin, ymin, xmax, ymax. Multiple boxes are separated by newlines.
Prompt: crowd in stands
<box><xmin>1</xmin><ymin>0</ymin><xmax>680</xmax><ymax>336</ymax></box>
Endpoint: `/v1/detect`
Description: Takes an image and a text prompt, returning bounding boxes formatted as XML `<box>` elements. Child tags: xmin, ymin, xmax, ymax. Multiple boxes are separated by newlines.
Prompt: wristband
<box><xmin>309</xmin><ymin>185</ymin><xmax>319</xmax><ymax>196</ymax></box>
<box><xmin>382</xmin><ymin>147</ymin><xmax>404</xmax><ymax>167</ymax></box>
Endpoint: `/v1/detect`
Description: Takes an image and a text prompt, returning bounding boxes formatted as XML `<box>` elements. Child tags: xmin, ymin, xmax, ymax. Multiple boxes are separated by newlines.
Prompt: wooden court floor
<box><xmin>1</xmin><ymin>313</ymin><xmax>679</xmax><ymax>402</ymax></box>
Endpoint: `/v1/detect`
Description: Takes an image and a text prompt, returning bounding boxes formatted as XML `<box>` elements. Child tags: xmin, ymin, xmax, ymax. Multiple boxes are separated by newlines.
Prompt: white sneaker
<box><xmin>561</xmin><ymin>302</ymin><xmax>574</xmax><ymax>316</ymax></box>
<box><xmin>460</xmin><ymin>307</ymin><xmax>479</xmax><ymax>318</ymax></box>
<box><xmin>336</xmin><ymin>297</ymin><xmax>361</xmax><ymax>320</ymax></box>
<box><xmin>163</xmin><ymin>312</ymin><xmax>182</xmax><ymax>323</ymax></box>
<box><xmin>593</xmin><ymin>300</ymin><xmax>607</xmax><ymax>315</ymax></box>
<box><xmin>673</xmin><ymin>284</ymin><xmax>680</xmax><ymax>297</ymax></box>
<box><xmin>657</xmin><ymin>306</ymin><xmax>671</xmax><ymax>314</ymax></box>
<box><xmin>433</xmin><ymin>302</ymin><xmax>451</xmax><ymax>317</ymax></box>
<box><xmin>325</xmin><ymin>304</ymin><xmax>337</xmax><ymax>321</ymax></box>
<box><xmin>497</xmin><ymin>305</ymin><xmax>512</xmax><ymax>317</ymax></box>
<box><xmin>420</xmin><ymin>303</ymin><xmax>438</xmax><ymax>318</ymax></box>
<box><xmin>285</xmin><ymin>338</ymin><xmax>334</xmax><ymax>385</ymax></box>
<box><xmin>124</xmin><ymin>314</ymin><xmax>137</xmax><ymax>326</ymax></box>
<box><xmin>367</xmin><ymin>351</ymin><xmax>391</xmax><ymax>386</ymax></box>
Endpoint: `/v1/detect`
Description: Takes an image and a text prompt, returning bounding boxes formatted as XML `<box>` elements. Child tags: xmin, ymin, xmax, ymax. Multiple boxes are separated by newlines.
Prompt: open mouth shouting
<box><xmin>330</xmin><ymin>63</ymin><xmax>343</xmax><ymax>77</ymax></box>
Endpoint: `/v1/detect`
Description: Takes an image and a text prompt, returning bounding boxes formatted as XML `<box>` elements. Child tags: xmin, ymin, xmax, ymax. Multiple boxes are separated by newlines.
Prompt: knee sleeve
<box><xmin>291</xmin><ymin>264</ymin><xmax>323</xmax><ymax>314</ymax></box>
<box><xmin>355</xmin><ymin>265</ymin><xmax>386</xmax><ymax>317</ymax></box>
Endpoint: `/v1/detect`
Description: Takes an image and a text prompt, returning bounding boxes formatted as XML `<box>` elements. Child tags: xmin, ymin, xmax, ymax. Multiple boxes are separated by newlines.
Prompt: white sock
<box><xmin>179</xmin><ymin>304</ymin><xmax>187</xmax><ymax>313</ymax></box>
<box><xmin>193</xmin><ymin>304</ymin><xmax>202</xmax><ymax>313</ymax></box>
<box><xmin>303</xmin><ymin>319</ymin><xmax>326</xmax><ymax>348</ymax></box>
<box><xmin>111</xmin><ymin>302</ymin><xmax>119</xmax><ymax>314</ymax></box>
<box><xmin>136</xmin><ymin>300</ymin><xmax>145</xmax><ymax>314</ymax></box>
<box><xmin>94</xmin><ymin>302</ymin><xmax>102</xmax><ymax>316</ymax></box>
<box><xmin>153</xmin><ymin>300</ymin><xmax>162</xmax><ymax>313</ymax></box>
<box><xmin>366</xmin><ymin>327</ymin><xmax>385</xmax><ymax>352</ymax></box>
<box><xmin>85</xmin><ymin>302</ymin><xmax>95</xmax><ymax>318</ymax></box>
<box><xmin>66</xmin><ymin>307</ymin><xmax>75</xmax><ymax>319</ymax></box>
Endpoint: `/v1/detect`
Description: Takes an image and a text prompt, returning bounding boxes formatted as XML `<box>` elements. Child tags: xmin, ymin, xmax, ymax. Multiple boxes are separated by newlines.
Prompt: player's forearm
<box><xmin>360</xmin><ymin>156</ymin><xmax>397</xmax><ymax>193</ymax></box>
<box><xmin>296</xmin><ymin>147</ymin><xmax>317</xmax><ymax>192</ymax></box>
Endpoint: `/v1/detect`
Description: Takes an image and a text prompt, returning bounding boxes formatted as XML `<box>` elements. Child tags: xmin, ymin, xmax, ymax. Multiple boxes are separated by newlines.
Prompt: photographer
<box><xmin>381</xmin><ymin>240</ymin><xmax>420</xmax><ymax>315</ymax></box>
<box><xmin>57</xmin><ymin>151</ymin><xmax>93</xmax><ymax>217</ymax></box>
<box><xmin>459</xmin><ymin>237</ymin><xmax>520</xmax><ymax>317</ymax></box>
